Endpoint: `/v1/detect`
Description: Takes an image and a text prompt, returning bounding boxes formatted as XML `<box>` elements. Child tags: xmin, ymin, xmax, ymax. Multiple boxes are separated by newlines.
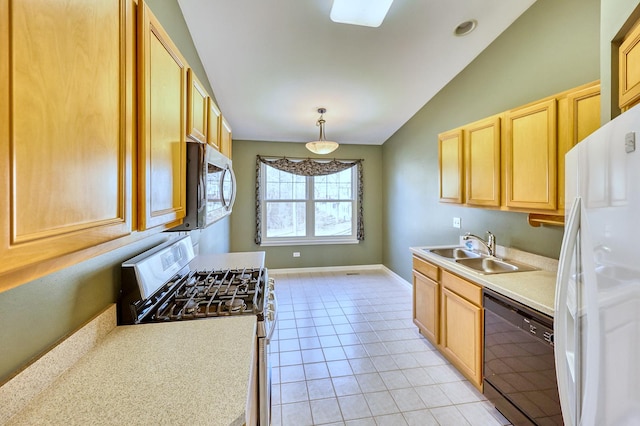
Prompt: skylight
<box><xmin>330</xmin><ymin>0</ymin><xmax>394</xmax><ymax>28</ymax></box>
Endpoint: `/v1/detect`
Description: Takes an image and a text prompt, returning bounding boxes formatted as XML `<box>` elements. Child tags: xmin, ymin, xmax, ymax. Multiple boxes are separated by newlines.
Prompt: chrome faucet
<box><xmin>463</xmin><ymin>231</ymin><xmax>496</xmax><ymax>257</ymax></box>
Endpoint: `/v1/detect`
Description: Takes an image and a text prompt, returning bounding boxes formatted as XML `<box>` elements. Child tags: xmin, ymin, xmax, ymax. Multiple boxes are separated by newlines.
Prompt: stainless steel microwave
<box><xmin>171</xmin><ymin>142</ymin><xmax>236</xmax><ymax>231</ymax></box>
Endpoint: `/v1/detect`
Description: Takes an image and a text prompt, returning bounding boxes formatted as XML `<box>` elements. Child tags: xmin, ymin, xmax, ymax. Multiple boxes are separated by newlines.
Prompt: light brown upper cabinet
<box><xmin>464</xmin><ymin>115</ymin><xmax>501</xmax><ymax>207</ymax></box>
<box><xmin>619</xmin><ymin>20</ymin><xmax>640</xmax><ymax>111</ymax></box>
<box><xmin>138</xmin><ymin>2</ymin><xmax>187</xmax><ymax>230</ymax></box>
<box><xmin>220</xmin><ymin>116</ymin><xmax>233</xmax><ymax>159</ymax></box>
<box><xmin>187</xmin><ymin>69</ymin><xmax>208</xmax><ymax>143</ymax></box>
<box><xmin>437</xmin><ymin>81</ymin><xmax>598</xmax><ymax>223</ymax></box>
<box><xmin>438</xmin><ymin>129</ymin><xmax>464</xmax><ymax>203</ymax></box>
<box><xmin>557</xmin><ymin>82</ymin><xmax>601</xmax><ymax>210</ymax></box>
<box><xmin>207</xmin><ymin>98</ymin><xmax>222</xmax><ymax>150</ymax></box>
<box><xmin>0</xmin><ymin>0</ymin><xmax>134</xmax><ymax>285</ymax></box>
<box><xmin>504</xmin><ymin>99</ymin><xmax>558</xmax><ymax>211</ymax></box>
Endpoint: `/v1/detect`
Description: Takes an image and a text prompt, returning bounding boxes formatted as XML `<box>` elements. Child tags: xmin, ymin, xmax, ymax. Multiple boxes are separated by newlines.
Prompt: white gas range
<box><xmin>118</xmin><ymin>236</ymin><xmax>276</xmax><ymax>426</ymax></box>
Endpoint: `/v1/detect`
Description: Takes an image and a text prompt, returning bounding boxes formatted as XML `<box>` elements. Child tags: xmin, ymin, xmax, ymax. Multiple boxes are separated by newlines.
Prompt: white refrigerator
<box><xmin>555</xmin><ymin>104</ymin><xmax>640</xmax><ymax>426</ymax></box>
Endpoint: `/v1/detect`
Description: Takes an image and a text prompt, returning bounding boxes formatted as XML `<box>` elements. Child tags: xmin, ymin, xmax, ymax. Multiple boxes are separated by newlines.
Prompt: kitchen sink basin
<box><xmin>455</xmin><ymin>257</ymin><xmax>537</xmax><ymax>275</ymax></box>
<box><xmin>425</xmin><ymin>247</ymin><xmax>481</xmax><ymax>260</ymax></box>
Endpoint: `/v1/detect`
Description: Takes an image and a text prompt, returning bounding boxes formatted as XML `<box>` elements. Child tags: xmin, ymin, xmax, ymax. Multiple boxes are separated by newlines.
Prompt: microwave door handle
<box><xmin>198</xmin><ymin>146</ymin><xmax>206</xmax><ymax>209</ymax></box>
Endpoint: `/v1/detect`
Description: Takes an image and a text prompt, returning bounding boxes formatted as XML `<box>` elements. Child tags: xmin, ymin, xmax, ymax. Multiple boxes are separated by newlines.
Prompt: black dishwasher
<box><xmin>483</xmin><ymin>288</ymin><xmax>562</xmax><ymax>425</ymax></box>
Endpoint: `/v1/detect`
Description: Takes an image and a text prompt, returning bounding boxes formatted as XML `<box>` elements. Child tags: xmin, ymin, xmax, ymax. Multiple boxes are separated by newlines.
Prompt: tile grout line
<box><xmin>270</xmin><ymin>270</ymin><xmax>511</xmax><ymax>426</ymax></box>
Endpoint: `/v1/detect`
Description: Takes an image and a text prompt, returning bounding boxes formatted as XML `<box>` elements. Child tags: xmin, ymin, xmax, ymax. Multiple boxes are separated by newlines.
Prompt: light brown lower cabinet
<box><xmin>412</xmin><ymin>256</ymin><xmax>484</xmax><ymax>391</ymax></box>
<box><xmin>413</xmin><ymin>270</ymin><xmax>440</xmax><ymax>345</ymax></box>
<box><xmin>440</xmin><ymin>270</ymin><xmax>483</xmax><ymax>390</ymax></box>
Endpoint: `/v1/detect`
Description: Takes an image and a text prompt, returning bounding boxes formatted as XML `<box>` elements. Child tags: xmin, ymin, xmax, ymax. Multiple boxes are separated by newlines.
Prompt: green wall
<box><xmin>230</xmin><ymin>140</ymin><xmax>383</xmax><ymax>269</ymax></box>
<box><xmin>381</xmin><ymin>0</ymin><xmax>601</xmax><ymax>283</ymax></box>
<box><xmin>0</xmin><ymin>0</ymin><xmax>224</xmax><ymax>383</ymax></box>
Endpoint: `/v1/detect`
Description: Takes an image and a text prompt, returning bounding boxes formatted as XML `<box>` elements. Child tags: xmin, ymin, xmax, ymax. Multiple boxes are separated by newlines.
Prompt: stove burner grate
<box><xmin>145</xmin><ymin>267</ymin><xmax>264</xmax><ymax>322</ymax></box>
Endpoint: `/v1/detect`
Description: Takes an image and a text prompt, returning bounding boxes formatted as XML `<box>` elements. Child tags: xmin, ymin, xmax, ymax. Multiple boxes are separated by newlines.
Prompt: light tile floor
<box><xmin>269</xmin><ymin>269</ymin><xmax>511</xmax><ymax>426</ymax></box>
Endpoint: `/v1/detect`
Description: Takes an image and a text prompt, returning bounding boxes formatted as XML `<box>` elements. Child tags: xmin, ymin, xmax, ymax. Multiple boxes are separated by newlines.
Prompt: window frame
<box><xmin>258</xmin><ymin>161</ymin><xmax>359</xmax><ymax>246</ymax></box>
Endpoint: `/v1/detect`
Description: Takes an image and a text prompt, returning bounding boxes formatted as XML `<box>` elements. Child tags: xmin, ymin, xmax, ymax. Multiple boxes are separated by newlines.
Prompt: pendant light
<box><xmin>306</xmin><ymin>108</ymin><xmax>339</xmax><ymax>155</ymax></box>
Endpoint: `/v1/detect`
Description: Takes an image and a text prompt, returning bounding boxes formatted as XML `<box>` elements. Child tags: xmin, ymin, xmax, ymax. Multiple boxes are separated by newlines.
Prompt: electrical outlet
<box><xmin>453</xmin><ymin>217</ymin><xmax>461</xmax><ymax>228</ymax></box>
<box><xmin>293</xmin><ymin>252</ymin><xmax>301</xmax><ymax>258</ymax></box>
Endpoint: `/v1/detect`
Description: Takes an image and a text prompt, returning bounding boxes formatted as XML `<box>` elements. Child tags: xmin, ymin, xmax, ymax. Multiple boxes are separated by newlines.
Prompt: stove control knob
<box><xmin>268</xmin><ymin>302</ymin><xmax>275</xmax><ymax>312</ymax></box>
<box><xmin>268</xmin><ymin>279</ymin><xmax>275</xmax><ymax>290</ymax></box>
<box><xmin>268</xmin><ymin>292</ymin><xmax>275</xmax><ymax>301</ymax></box>
<box><xmin>267</xmin><ymin>311</ymin><xmax>275</xmax><ymax>321</ymax></box>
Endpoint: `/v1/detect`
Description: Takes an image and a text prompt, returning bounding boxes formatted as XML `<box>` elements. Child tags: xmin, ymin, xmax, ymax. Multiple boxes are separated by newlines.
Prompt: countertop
<box><xmin>410</xmin><ymin>245</ymin><xmax>557</xmax><ymax>317</ymax></box>
<box><xmin>6</xmin><ymin>315</ymin><xmax>257</xmax><ymax>426</ymax></box>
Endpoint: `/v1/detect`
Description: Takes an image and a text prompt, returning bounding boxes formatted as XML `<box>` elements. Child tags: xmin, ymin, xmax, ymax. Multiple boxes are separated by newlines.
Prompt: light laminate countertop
<box><xmin>410</xmin><ymin>245</ymin><xmax>557</xmax><ymax>317</ymax></box>
<box><xmin>6</xmin><ymin>316</ymin><xmax>257</xmax><ymax>426</ymax></box>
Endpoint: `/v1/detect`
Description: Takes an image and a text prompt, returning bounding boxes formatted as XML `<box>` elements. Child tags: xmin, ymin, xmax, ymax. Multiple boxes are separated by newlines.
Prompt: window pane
<box><xmin>294</xmin><ymin>182</ymin><xmax>306</xmax><ymax>199</ymax></box>
<box><xmin>314</xmin><ymin>168</ymin><xmax>352</xmax><ymax>200</ymax></box>
<box><xmin>265</xmin><ymin>165</ymin><xmax>306</xmax><ymax>200</ymax></box>
<box><xmin>315</xmin><ymin>202</ymin><xmax>352</xmax><ymax>236</ymax></box>
<box><xmin>266</xmin><ymin>202</ymin><xmax>306</xmax><ymax>237</ymax></box>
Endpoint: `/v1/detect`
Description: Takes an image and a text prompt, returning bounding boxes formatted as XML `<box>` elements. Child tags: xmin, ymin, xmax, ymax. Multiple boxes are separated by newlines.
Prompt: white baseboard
<box><xmin>380</xmin><ymin>265</ymin><xmax>412</xmax><ymax>289</ymax></box>
<box><xmin>269</xmin><ymin>264</ymin><xmax>412</xmax><ymax>289</ymax></box>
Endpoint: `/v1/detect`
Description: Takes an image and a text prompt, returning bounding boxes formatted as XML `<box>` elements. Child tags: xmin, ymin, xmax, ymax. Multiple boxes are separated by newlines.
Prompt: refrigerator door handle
<box><xmin>555</xmin><ymin>196</ymin><xmax>581</xmax><ymax>426</ymax></box>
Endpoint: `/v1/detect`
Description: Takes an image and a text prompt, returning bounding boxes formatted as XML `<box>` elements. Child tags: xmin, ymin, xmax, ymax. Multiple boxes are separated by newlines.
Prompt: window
<box><xmin>256</xmin><ymin>157</ymin><xmax>363</xmax><ymax>246</ymax></box>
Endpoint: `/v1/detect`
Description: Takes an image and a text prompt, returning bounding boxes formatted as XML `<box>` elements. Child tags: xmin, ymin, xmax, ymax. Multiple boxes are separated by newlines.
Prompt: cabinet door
<box><xmin>464</xmin><ymin>115</ymin><xmax>501</xmax><ymax>207</ymax></box>
<box><xmin>413</xmin><ymin>271</ymin><xmax>439</xmax><ymax>345</ymax></box>
<box><xmin>0</xmin><ymin>0</ymin><xmax>132</xmax><ymax>282</ymax></box>
<box><xmin>504</xmin><ymin>99</ymin><xmax>557</xmax><ymax>211</ymax></box>
<box><xmin>441</xmin><ymin>286</ymin><xmax>483</xmax><ymax>389</ymax></box>
<box><xmin>438</xmin><ymin>129</ymin><xmax>464</xmax><ymax>203</ymax></box>
<box><xmin>558</xmin><ymin>83</ymin><xmax>600</xmax><ymax>210</ymax></box>
<box><xmin>207</xmin><ymin>98</ymin><xmax>222</xmax><ymax>150</ymax></box>
<box><xmin>220</xmin><ymin>116</ymin><xmax>233</xmax><ymax>159</ymax></box>
<box><xmin>138</xmin><ymin>2</ymin><xmax>187</xmax><ymax>230</ymax></box>
<box><xmin>187</xmin><ymin>69</ymin><xmax>208</xmax><ymax>143</ymax></box>
<box><xmin>619</xmin><ymin>21</ymin><xmax>640</xmax><ymax>111</ymax></box>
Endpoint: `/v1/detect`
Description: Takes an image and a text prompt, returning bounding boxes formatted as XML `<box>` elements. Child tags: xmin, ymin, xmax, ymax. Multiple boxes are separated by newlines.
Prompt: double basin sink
<box><xmin>424</xmin><ymin>247</ymin><xmax>537</xmax><ymax>275</ymax></box>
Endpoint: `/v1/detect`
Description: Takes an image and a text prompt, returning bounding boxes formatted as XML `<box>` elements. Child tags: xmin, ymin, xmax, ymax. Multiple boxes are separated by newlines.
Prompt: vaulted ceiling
<box><xmin>178</xmin><ymin>0</ymin><xmax>537</xmax><ymax>146</ymax></box>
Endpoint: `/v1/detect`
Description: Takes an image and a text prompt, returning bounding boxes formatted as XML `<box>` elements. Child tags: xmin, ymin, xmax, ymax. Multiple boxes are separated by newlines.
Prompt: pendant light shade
<box><xmin>306</xmin><ymin>108</ymin><xmax>339</xmax><ymax>155</ymax></box>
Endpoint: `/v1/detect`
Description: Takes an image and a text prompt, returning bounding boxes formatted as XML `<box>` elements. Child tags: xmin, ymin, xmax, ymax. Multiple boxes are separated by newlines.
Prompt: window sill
<box><xmin>259</xmin><ymin>238</ymin><xmax>359</xmax><ymax>247</ymax></box>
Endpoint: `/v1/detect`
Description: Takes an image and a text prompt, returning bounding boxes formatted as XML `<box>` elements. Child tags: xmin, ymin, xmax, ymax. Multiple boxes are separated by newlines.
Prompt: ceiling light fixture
<box><xmin>330</xmin><ymin>0</ymin><xmax>394</xmax><ymax>28</ymax></box>
<box><xmin>454</xmin><ymin>19</ymin><xmax>477</xmax><ymax>37</ymax></box>
<box><xmin>306</xmin><ymin>108</ymin><xmax>339</xmax><ymax>155</ymax></box>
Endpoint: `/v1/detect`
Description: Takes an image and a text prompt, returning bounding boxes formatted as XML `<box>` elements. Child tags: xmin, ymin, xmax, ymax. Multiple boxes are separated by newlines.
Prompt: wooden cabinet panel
<box><xmin>504</xmin><ymin>99</ymin><xmax>557</xmax><ymax>210</ymax></box>
<box><xmin>464</xmin><ymin>115</ymin><xmax>501</xmax><ymax>207</ymax></box>
<box><xmin>0</xmin><ymin>0</ymin><xmax>133</xmax><ymax>280</ymax></box>
<box><xmin>138</xmin><ymin>2</ymin><xmax>187</xmax><ymax>230</ymax></box>
<box><xmin>411</xmin><ymin>259</ymin><xmax>483</xmax><ymax>390</ymax></box>
<box><xmin>620</xmin><ymin>21</ymin><xmax>640</xmax><ymax>110</ymax></box>
<box><xmin>220</xmin><ymin>116</ymin><xmax>233</xmax><ymax>159</ymax></box>
<box><xmin>441</xmin><ymin>270</ymin><xmax>482</xmax><ymax>305</ymax></box>
<box><xmin>558</xmin><ymin>82</ymin><xmax>600</xmax><ymax>210</ymax></box>
<box><xmin>207</xmin><ymin>98</ymin><xmax>222</xmax><ymax>150</ymax></box>
<box><xmin>438</xmin><ymin>129</ymin><xmax>463</xmax><ymax>203</ymax></box>
<box><xmin>412</xmin><ymin>256</ymin><xmax>439</xmax><ymax>281</ymax></box>
<box><xmin>441</xmin><ymin>285</ymin><xmax>483</xmax><ymax>389</ymax></box>
<box><xmin>413</xmin><ymin>271</ymin><xmax>439</xmax><ymax>345</ymax></box>
<box><xmin>187</xmin><ymin>69</ymin><xmax>208</xmax><ymax>143</ymax></box>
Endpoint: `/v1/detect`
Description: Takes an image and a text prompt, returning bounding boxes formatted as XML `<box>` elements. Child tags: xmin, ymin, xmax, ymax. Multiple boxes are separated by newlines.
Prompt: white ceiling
<box><xmin>178</xmin><ymin>0</ymin><xmax>536</xmax><ymax>146</ymax></box>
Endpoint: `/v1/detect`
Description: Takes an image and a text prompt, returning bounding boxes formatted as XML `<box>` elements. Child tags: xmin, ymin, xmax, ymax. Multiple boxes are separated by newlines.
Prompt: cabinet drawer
<box><xmin>441</xmin><ymin>270</ymin><xmax>481</xmax><ymax>306</ymax></box>
<box><xmin>412</xmin><ymin>256</ymin><xmax>439</xmax><ymax>281</ymax></box>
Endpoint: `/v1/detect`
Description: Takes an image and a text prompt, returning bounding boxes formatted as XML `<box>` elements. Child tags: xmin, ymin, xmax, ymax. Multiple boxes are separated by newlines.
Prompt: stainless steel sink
<box><xmin>455</xmin><ymin>257</ymin><xmax>537</xmax><ymax>275</ymax></box>
<box><xmin>425</xmin><ymin>247</ymin><xmax>481</xmax><ymax>260</ymax></box>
